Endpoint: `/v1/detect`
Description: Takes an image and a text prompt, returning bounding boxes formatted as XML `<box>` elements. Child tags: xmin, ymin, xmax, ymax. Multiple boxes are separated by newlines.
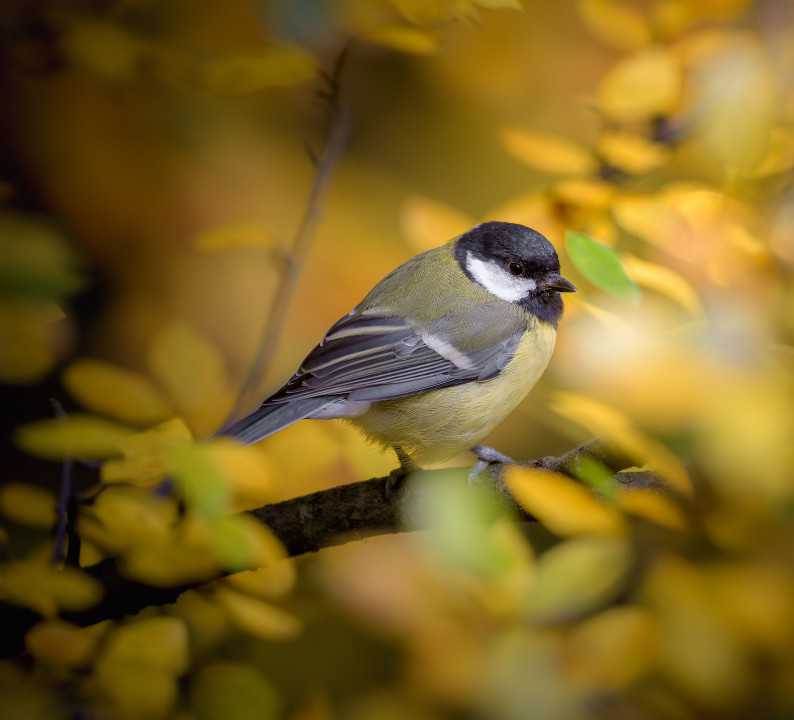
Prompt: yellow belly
<box><xmin>352</xmin><ymin>320</ymin><xmax>557</xmax><ymax>463</ymax></box>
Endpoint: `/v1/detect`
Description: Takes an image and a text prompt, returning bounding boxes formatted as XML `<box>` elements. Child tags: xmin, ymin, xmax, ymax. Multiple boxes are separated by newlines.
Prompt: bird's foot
<box><xmin>386</xmin><ymin>446</ymin><xmax>418</xmax><ymax>500</ymax></box>
<box><xmin>468</xmin><ymin>444</ymin><xmax>517</xmax><ymax>485</ymax></box>
<box><xmin>385</xmin><ymin>467</ymin><xmax>409</xmax><ymax>499</ymax></box>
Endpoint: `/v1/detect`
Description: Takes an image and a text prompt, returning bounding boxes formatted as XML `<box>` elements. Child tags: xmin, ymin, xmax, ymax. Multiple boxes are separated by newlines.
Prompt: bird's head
<box><xmin>454</xmin><ymin>221</ymin><xmax>575</xmax><ymax>325</ymax></box>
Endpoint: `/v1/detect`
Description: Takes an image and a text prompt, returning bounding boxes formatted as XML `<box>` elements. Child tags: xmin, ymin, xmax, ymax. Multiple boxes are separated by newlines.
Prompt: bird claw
<box><xmin>386</xmin><ymin>446</ymin><xmax>418</xmax><ymax>500</ymax></box>
<box><xmin>385</xmin><ymin>467</ymin><xmax>408</xmax><ymax>500</ymax></box>
<box><xmin>468</xmin><ymin>445</ymin><xmax>516</xmax><ymax>485</ymax></box>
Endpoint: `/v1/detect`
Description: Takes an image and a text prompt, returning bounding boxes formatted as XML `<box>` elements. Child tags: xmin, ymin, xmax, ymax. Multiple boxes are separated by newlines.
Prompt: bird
<box><xmin>221</xmin><ymin>221</ymin><xmax>575</xmax><ymax>476</ymax></box>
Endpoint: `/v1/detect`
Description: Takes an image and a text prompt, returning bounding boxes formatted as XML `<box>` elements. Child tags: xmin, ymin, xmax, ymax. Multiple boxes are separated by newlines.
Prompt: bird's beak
<box><xmin>542</xmin><ymin>272</ymin><xmax>577</xmax><ymax>293</ymax></box>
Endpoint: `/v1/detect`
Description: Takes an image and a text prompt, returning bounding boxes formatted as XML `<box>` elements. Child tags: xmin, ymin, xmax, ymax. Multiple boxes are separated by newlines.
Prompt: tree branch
<box><xmin>225</xmin><ymin>45</ymin><xmax>352</xmax><ymax>425</ymax></box>
<box><xmin>0</xmin><ymin>443</ymin><xmax>664</xmax><ymax>658</ymax></box>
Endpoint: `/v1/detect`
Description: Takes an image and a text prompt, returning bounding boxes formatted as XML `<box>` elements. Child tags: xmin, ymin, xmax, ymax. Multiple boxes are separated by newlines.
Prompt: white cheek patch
<box><xmin>465</xmin><ymin>252</ymin><xmax>536</xmax><ymax>302</ymax></box>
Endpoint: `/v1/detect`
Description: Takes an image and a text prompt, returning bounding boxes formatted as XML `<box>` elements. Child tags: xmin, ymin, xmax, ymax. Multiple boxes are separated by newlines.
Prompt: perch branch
<box><xmin>0</xmin><ymin>442</ymin><xmax>663</xmax><ymax>658</ymax></box>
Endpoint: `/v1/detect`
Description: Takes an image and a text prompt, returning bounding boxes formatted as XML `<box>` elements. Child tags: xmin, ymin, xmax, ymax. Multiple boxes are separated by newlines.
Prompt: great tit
<box><xmin>222</xmin><ymin>221</ymin><xmax>575</xmax><ymax>469</ymax></box>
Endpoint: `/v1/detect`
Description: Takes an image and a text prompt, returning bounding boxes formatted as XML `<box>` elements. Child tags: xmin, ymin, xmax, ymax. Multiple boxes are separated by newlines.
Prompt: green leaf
<box><xmin>526</xmin><ymin>537</ymin><xmax>630</xmax><ymax>622</ymax></box>
<box><xmin>404</xmin><ymin>469</ymin><xmax>514</xmax><ymax>577</ymax></box>
<box><xmin>168</xmin><ymin>444</ymin><xmax>229</xmax><ymax>519</ymax></box>
<box><xmin>571</xmin><ymin>454</ymin><xmax>619</xmax><ymax>501</ymax></box>
<box><xmin>565</xmin><ymin>230</ymin><xmax>640</xmax><ymax>301</ymax></box>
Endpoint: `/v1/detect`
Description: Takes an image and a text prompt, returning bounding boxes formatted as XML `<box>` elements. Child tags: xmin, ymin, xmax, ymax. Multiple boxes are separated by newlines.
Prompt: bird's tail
<box><xmin>219</xmin><ymin>398</ymin><xmax>331</xmax><ymax>445</ymax></box>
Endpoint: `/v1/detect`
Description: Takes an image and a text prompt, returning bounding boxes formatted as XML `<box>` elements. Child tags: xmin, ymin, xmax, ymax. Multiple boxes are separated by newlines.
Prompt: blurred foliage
<box><xmin>2</xmin><ymin>0</ymin><xmax>794</xmax><ymax>718</ymax></box>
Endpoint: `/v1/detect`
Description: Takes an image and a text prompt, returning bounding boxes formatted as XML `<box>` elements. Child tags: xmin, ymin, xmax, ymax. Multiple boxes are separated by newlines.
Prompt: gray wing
<box><xmin>265</xmin><ymin>305</ymin><xmax>526</xmax><ymax>406</ymax></box>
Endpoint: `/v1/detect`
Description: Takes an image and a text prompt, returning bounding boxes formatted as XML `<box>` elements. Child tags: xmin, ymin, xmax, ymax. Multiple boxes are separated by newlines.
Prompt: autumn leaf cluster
<box><xmin>2</xmin><ymin>1</ymin><xmax>794</xmax><ymax>719</ymax></box>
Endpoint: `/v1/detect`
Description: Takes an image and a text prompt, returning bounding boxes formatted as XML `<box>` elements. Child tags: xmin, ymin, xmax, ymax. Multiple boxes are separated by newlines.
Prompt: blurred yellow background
<box><xmin>4</xmin><ymin>2</ymin><xmax>794</xmax><ymax>718</ymax></box>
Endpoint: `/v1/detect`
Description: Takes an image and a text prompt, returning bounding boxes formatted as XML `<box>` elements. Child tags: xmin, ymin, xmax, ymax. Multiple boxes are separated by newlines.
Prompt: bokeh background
<box><xmin>3</xmin><ymin>0</ymin><xmax>794</xmax><ymax>718</ymax></box>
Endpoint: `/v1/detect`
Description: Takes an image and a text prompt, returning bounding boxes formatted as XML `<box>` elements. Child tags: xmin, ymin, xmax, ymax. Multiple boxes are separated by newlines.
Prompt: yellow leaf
<box><xmin>390</xmin><ymin>0</ymin><xmax>466</xmax><ymax>22</ymax></box>
<box><xmin>581</xmin><ymin>212</ymin><xmax>619</xmax><ymax>247</ymax></box>
<box><xmin>576</xmin><ymin>298</ymin><xmax>634</xmax><ymax>333</ymax></box>
<box><xmin>597</xmin><ymin>132</ymin><xmax>670</xmax><ymax>174</ymax></box>
<box><xmin>79</xmin><ymin>540</ymin><xmax>104</xmax><ymax>566</ymax></box>
<box><xmin>210</xmin><ymin>514</ymin><xmax>288</xmax><ymax>571</ymax></box>
<box><xmin>49</xmin><ymin>567</ymin><xmax>104</xmax><ymax>611</ymax></box>
<box><xmin>367</xmin><ymin>26</ymin><xmax>438</xmax><ymax>55</ymax></box>
<box><xmin>652</xmin><ymin>0</ymin><xmax>699</xmax><ymax>39</ymax></box>
<box><xmin>120</xmin><ymin>514</ymin><xmax>223</xmax><ymax>586</ymax></box>
<box><xmin>612</xmin><ymin>192</ymin><xmax>673</xmax><ymax>248</ymax></box>
<box><xmin>195</xmin><ymin>222</ymin><xmax>274</xmax><ymax>253</ymax></box>
<box><xmin>0</xmin><ymin>562</ymin><xmax>102</xmax><ymax>616</ymax></box>
<box><xmin>171</xmin><ymin>590</ymin><xmax>229</xmax><ymax>652</ymax></box>
<box><xmin>615</xmin><ymin>486</ymin><xmax>688</xmax><ymax>531</ymax></box>
<box><xmin>87</xmin><ymin>486</ymin><xmax>178</xmax><ymax>553</ymax></box>
<box><xmin>99</xmin><ymin>618</ymin><xmax>189</xmax><ymax>675</ymax></box>
<box><xmin>63</xmin><ymin>359</ymin><xmax>172</xmax><ymax>426</ymax></box>
<box><xmin>0</xmin><ymin>301</ymin><xmax>65</xmax><ymax>384</ymax></box>
<box><xmin>752</xmin><ymin>127</ymin><xmax>794</xmax><ymax>178</ymax></box>
<box><xmin>262</xmin><ymin>422</ymin><xmax>346</xmax><ymax>500</ymax></box>
<box><xmin>214</xmin><ymin>587</ymin><xmax>302</xmax><ymax>640</ymax></box>
<box><xmin>698</xmin><ymin>373</ymin><xmax>794</xmax><ymax>505</ymax></box>
<box><xmin>644</xmin><ymin>556</ymin><xmax>752</xmax><ymax>708</ymax></box>
<box><xmin>597</xmin><ymin>48</ymin><xmax>682</xmax><ymax>122</ymax></box>
<box><xmin>148</xmin><ymin>322</ymin><xmax>232</xmax><ymax>438</ymax></box>
<box><xmin>169</xmin><ymin>443</ymin><xmax>232</xmax><ymax>519</ymax></box>
<box><xmin>672</xmin><ymin>27</ymin><xmax>740</xmax><ymax>68</ymax></box>
<box><xmin>225</xmin><ymin>561</ymin><xmax>296</xmax><ymax>600</ymax></box>
<box><xmin>551</xmin><ymin>392</ymin><xmax>692</xmax><ymax>496</ymax></box>
<box><xmin>15</xmin><ymin>415</ymin><xmax>133</xmax><ymax>460</ymax></box>
<box><xmin>0</xmin><ymin>483</ymin><xmax>55</xmax><ymax>528</ymax></box>
<box><xmin>621</xmin><ymin>254</ymin><xmax>703</xmax><ymax>316</ymax></box>
<box><xmin>190</xmin><ymin>662</ymin><xmax>280</xmax><ymax>720</ymax></box>
<box><xmin>0</xmin><ymin>211</ymin><xmax>82</xmax><ymax>300</ymax></box>
<box><xmin>95</xmin><ymin>662</ymin><xmax>178</xmax><ymax>719</ymax></box>
<box><xmin>207</xmin><ymin>438</ymin><xmax>274</xmax><ymax>511</ymax></box>
<box><xmin>567</xmin><ymin>606</ymin><xmax>657</xmax><ymax>688</ymax></box>
<box><xmin>505</xmin><ymin>466</ymin><xmax>625</xmax><ymax>536</ymax></box>
<box><xmin>400</xmin><ymin>196</ymin><xmax>473</xmax><ymax>253</ymax></box>
<box><xmin>527</xmin><ymin>537</ymin><xmax>630</xmax><ymax>621</ymax></box>
<box><xmin>0</xmin><ymin>662</ymin><xmax>65</xmax><ymax>719</ymax></box>
<box><xmin>480</xmin><ymin>519</ymin><xmax>536</xmax><ymax>614</ymax></box>
<box><xmin>706</xmin><ymin>563</ymin><xmax>794</xmax><ymax>652</ymax></box>
<box><xmin>123</xmin><ymin>537</ymin><xmax>220</xmax><ymax>587</ymax></box>
<box><xmin>202</xmin><ymin>46</ymin><xmax>315</xmax><ymax>95</ymax></box>
<box><xmin>101</xmin><ymin>418</ymin><xmax>193</xmax><ymax>487</ymax></box>
<box><xmin>390</xmin><ymin>0</ymin><xmax>521</xmax><ymax>24</ymax></box>
<box><xmin>26</xmin><ymin>620</ymin><xmax>108</xmax><ymax>668</ymax></box>
<box><xmin>502</xmin><ymin>128</ymin><xmax>597</xmax><ymax>175</ymax></box>
<box><xmin>612</xmin><ymin>183</ymin><xmax>768</xmax><ymax>280</ymax></box>
<box><xmin>690</xmin><ymin>40</ymin><xmax>776</xmax><ymax>174</ymax></box>
<box><xmin>579</xmin><ymin>0</ymin><xmax>652</xmax><ymax>50</ymax></box>
<box><xmin>553</xmin><ymin>178</ymin><xmax>615</xmax><ymax>208</ymax></box>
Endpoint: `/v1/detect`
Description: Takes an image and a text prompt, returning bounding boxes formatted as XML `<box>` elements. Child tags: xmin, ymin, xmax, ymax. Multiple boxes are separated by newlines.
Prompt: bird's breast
<box><xmin>352</xmin><ymin>320</ymin><xmax>557</xmax><ymax>463</ymax></box>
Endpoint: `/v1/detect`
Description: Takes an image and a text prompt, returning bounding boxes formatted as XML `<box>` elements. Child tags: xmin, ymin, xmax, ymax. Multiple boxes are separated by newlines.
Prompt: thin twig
<box><xmin>224</xmin><ymin>44</ymin><xmax>352</xmax><ymax>426</ymax></box>
<box><xmin>49</xmin><ymin>399</ymin><xmax>79</xmax><ymax>566</ymax></box>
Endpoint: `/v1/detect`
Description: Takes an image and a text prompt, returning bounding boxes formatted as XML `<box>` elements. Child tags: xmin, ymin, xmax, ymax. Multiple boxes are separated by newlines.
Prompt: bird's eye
<box><xmin>508</xmin><ymin>261</ymin><xmax>524</xmax><ymax>276</ymax></box>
